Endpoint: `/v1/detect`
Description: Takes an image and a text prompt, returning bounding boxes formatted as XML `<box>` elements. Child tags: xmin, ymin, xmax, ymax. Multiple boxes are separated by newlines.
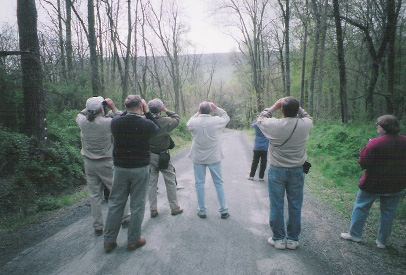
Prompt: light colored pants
<box><xmin>84</xmin><ymin>158</ymin><xmax>130</xmax><ymax>230</ymax></box>
<box><xmin>349</xmin><ymin>189</ymin><xmax>401</xmax><ymax>245</ymax></box>
<box><xmin>104</xmin><ymin>165</ymin><xmax>149</xmax><ymax>245</ymax></box>
<box><xmin>148</xmin><ymin>152</ymin><xmax>179</xmax><ymax>211</ymax></box>
<box><xmin>193</xmin><ymin>162</ymin><xmax>228</xmax><ymax>215</ymax></box>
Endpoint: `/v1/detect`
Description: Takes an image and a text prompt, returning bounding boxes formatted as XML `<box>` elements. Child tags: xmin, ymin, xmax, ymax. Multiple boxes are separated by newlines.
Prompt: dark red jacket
<box><xmin>358</xmin><ymin>134</ymin><xmax>406</xmax><ymax>194</ymax></box>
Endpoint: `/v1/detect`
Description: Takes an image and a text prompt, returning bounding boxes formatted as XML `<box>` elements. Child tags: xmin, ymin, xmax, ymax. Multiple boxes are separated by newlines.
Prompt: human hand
<box><xmin>141</xmin><ymin>99</ymin><xmax>149</xmax><ymax>113</ymax></box>
<box><xmin>105</xmin><ymin>98</ymin><xmax>116</xmax><ymax>110</ymax></box>
<box><xmin>162</xmin><ymin>105</ymin><xmax>168</xmax><ymax>113</ymax></box>
<box><xmin>210</xmin><ymin>102</ymin><xmax>217</xmax><ymax>110</ymax></box>
<box><xmin>272</xmin><ymin>98</ymin><xmax>285</xmax><ymax>110</ymax></box>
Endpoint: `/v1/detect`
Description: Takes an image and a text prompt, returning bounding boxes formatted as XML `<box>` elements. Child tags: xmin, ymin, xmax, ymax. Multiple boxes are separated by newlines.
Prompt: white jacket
<box><xmin>187</xmin><ymin>108</ymin><xmax>230</xmax><ymax>164</ymax></box>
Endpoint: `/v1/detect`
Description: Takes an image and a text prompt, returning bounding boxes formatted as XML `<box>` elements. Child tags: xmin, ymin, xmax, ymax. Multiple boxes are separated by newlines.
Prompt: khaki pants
<box><xmin>148</xmin><ymin>153</ymin><xmax>179</xmax><ymax>211</ymax></box>
<box><xmin>84</xmin><ymin>158</ymin><xmax>130</xmax><ymax>230</ymax></box>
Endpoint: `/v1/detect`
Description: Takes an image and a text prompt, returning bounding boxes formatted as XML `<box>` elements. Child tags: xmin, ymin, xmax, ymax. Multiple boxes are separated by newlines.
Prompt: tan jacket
<box><xmin>257</xmin><ymin>107</ymin><xmax>313</xmax><ymax>168</ymax></box>
<box><xmin>76</xmin><ymin>109</ymin><xmax>120</xmax><ymax>160</ymax></box>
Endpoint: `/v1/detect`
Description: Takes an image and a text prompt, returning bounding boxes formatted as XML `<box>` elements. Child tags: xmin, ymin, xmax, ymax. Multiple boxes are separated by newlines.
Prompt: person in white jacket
<box><xmin>187</xmin><ymin>102</ymin><xmax>230</xmax><ymax>219</ymax></box>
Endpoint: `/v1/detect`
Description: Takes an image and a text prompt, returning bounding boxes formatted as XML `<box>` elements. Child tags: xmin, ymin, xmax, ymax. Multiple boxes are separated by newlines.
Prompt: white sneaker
<box><xmin>286</xmin><ymin>239</ymin><xmax>299</xmax><ymax>250</ymax></box>
<box><xmin>340</xmin><ymin>233</ymin><xmax>361</xmax><ymax>242</ymax></box>
<box><xmin>375</xmin><ymin>240</ymin><xmax>386</xmax><ymax>249</ymax></box>
<box><xmin>258</xmin><ymin>178</ymin><xmax>265</xmax><ymax>182</ymax></box>
<box><xmin>247</xmin><ymin>177</ymin><xmax>254</xmax><ymax>181</ymax></box>
<box><xmin>267</xmin><ymin>237</ymin><xmax>286</xmax><ymax>250</ymax></box>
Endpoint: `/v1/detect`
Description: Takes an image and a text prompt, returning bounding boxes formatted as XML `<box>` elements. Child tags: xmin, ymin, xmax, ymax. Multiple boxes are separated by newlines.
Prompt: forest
<box><xmin>0</xmin><ymin>0</ymin><xmax>405</xmax><ymax>222</ymax></box>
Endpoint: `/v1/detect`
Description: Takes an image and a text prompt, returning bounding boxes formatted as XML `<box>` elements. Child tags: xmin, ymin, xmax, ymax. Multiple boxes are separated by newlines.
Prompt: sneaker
<box><xmin>197</xmin><ymin>212</ymin><xmax>207</xmax><ymax>219</ymax></box>
<box><xmin>171</xmin><ymin>207</ymin><xmax>183</xmax><ymax>216</ymax></box>
<box><xmin>151</xmin><ymin>210</ymin><xmax>158</xmax><ymax>218</ymax></box>
<box><xmin>95</xmin><ymin>229</ymin><xmax>104</xmax><ymax>236</ymax></box>
<box><xmin>267</xmin><ymin>237</ymin><xmax>286</xmax><ymax>250</ymax></box>
<box><xmin>258</xmin><ymin>178</ymin><xmax>265</xmax><ymax>182</ymax></box>
<box><xmin>104</xmin><ymin>242</ymin><xmax>117</xmax><ymax>252</ymax></box>
<box><xmin>247</xmin><ymin>177</ymin><xmax>254</xmax><ymax>181</ymax></box>
<box><xmin>286</xmin><ymin>239</ymin><xmax>299</xmax><ymax>250</ymax></box>
<box><xmin>221</xmin><ymin>212</ymin><xmax>230</xmax><ymax>219</ymax></box>
<box><xmin>121</xmin><ymin>220</ymin><xmax>129</xmax><ymax>228</ymax></box>
<box><xmin>375</xmin><ymin>240</ymin><xmax>386</xmax><ymax>249</ymax></box>
<box><xmin>128</xmin><ymin>237</ymin><xmax>146</xmax><ymax>250</ymax></box>
<box><xmin>340</xmin><ymin>233</ymin><xmax>361</xmax><ymax>242</ymax></box>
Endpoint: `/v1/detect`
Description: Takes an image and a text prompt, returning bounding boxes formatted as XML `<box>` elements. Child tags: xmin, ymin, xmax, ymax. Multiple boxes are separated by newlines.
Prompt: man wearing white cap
<box><xmin>76</xmin><ymin>96</ymin><xmax>130</xmax><ymax>236</ymax></box>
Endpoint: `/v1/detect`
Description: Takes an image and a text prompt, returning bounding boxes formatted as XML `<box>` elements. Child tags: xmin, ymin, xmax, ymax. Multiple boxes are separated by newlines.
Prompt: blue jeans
<box><xmin>194</xmin><ymin>162</ymin><xmax>228</xmax><ymax>214</ymax></box>
<box><xmin>104</xmin><ymin>165</ymin><xmax>149</xmax><ymax>245</ymax></box>
<box><xmin>268</xmin><ymin>165</ymin><xmax>305</xmax><ymax>241</ymax></box>
<box><xmin>349</xmin><ymin>189</ymin><xmax>401</xmax><ymax>245</ymax></box>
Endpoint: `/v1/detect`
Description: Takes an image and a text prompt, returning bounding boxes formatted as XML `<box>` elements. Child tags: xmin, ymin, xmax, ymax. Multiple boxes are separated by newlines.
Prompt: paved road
<box><xmin>2</xmin><ymin>130</ymin><xmax>398</xmax><ymax>275</ymax></box>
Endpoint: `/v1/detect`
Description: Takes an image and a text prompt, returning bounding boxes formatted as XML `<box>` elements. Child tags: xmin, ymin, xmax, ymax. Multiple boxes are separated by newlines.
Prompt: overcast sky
<box><xmin>0</xmin><ymin>0</ymin><xmax>238</xmax><ymax>54</ymax></box>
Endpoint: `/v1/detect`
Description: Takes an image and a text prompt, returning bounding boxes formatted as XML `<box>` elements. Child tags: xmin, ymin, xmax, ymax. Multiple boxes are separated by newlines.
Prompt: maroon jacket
<box><xmin>358</xmin><ymin>134</ymin><xmax>406</xmax><ymax>194</ymax></box>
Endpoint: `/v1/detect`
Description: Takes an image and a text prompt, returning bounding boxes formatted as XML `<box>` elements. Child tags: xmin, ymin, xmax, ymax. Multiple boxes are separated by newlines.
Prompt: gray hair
<box><xmin>124</xmin><ymin>95</ymin><xmax>142</xmax><ymax>111</ymax></box>
<box><xmin>148</xmin><ymin>98</ymin><xmax>164</xmax><ymax>114</ymax></box>
<box><xmin>199</xmin><ymin>102</ymin><xmax>212</xmax><ymax>114</ymax></box>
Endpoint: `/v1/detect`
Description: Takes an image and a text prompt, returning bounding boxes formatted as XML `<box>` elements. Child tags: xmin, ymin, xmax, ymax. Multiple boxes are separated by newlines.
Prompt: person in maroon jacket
<box><xmin>341</xmin><ymin>115</ymin><xmax>406</xmax><ymax>249</ymax></box>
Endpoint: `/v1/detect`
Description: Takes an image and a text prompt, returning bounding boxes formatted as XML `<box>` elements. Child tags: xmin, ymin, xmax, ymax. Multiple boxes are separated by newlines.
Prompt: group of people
<box><xmin>77</xmin><ymin>94</ymin><xmax>406</xmax><ymax>253</ymax></box>
<box><xmin>77</xmin><ymin>95</ymin><xmax>230</xmax><ymax>252</ymax></box>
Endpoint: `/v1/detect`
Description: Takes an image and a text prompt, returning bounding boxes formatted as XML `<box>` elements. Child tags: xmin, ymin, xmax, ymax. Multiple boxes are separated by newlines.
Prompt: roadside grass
<box><xmin>0</xmin><ymin>188</ymin><xmax>88</xmax><ymax>234</ymax></box>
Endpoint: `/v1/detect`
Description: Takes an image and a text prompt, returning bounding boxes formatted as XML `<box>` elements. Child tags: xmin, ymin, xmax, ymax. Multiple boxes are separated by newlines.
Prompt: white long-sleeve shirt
<box><xmin>257</xmin><ymin>107</ymin><xmax>313</xmax><ymax>168</ymax></box>
<box><xmin>187</xmin><ymin>108</ymin><xmax>230</xmax><ymax>164</ymax></box>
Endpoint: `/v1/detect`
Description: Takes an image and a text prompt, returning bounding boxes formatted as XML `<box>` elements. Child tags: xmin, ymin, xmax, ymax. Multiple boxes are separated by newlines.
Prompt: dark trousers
<box><xmin>249</xmin><ymin>150</ymin><xmax>268</xmax><ymax>179</ymax></box>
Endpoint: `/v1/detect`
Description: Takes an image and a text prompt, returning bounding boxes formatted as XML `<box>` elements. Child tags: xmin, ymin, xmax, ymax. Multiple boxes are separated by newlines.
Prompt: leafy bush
<box><xmin>0</xmin><ymin>110</ymin><xmax>85</xmax><ymax>216</ymax></box>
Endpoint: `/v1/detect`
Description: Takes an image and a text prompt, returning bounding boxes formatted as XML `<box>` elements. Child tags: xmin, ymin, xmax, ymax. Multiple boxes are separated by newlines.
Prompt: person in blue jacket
<box><xmin>248</xmin><ymin>120</ymin><xmax>269</xmax><ymax>181</ymax></box>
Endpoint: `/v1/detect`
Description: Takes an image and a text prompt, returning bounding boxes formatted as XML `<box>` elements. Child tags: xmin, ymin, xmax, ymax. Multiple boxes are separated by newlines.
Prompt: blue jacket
<box><xmin>252</xmin><ymin>122</ymin><xmax>269</xmax><ymax>151</ymax></box>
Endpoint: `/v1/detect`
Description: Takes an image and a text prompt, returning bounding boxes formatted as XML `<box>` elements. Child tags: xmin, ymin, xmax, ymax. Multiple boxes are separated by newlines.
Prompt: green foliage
<box><xmin>0</xmin><ymin>110</ymin><xmax>85</xmax><ymax>216</ymax></box>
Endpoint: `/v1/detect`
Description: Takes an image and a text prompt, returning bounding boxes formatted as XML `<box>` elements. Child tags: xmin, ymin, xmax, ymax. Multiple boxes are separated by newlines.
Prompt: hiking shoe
<box><xmin>151</xmin><ymin>210</ymin><xmax>158</xmax><ymax>218</ymax></box>
<box><xmin>128</xmin><ymin>237</ymin><xmax>146</xmax><ymax>251</ymax></box>
<box><xmin>197</xmin><ymin>212</ymin><xmax>207</xmax><ymax>219</ymax></box>
<box><xmin>95</xmin><ymin>229</ymin><xmax>104</xmax><ymax>236</ymax></box>
<box><xmin>376</xmin><ymin>240</ymin><xmax>386</xmax><ymax>249</ymax></box>
<box><xmin>267</xmin><ymin>237</ymin><xmax>286</xmax><ymax>250</ymax></box>
<box><xmin>340</xmin><ymin>233</ymin><xmax>361</xmax><ymax>242</ymax></box>
<box><xmin>221</xmin><ymin>212</ymin><xmax>230</xmax><ymax>219</ymax></box>
<box><xmin>171</xmin><ymin>207</ymin><xmax>183</xmax><ymax>216</ymax></box>
<box><xmin>121</xmin><ymin>220</ymin><xmax>130</xmax><ymax>228</ymax></box>
<box><xmin>104</xmin><ymin>242</ymin><xmax>117</xmax><ymax>252</ymax></box>
<box><xmin>286</xmin><ymin>239</ymin><xmax>299</xmax><ymax>250</ymax></box>
<box><xmin>247</xmin><ymin>177</ymin><xmax>254</xmax><ymax>181</ymax></box>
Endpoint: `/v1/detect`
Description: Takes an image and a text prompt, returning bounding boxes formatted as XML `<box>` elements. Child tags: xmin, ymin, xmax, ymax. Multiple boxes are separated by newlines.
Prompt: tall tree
<box><xmin>88</xmin><ymin>0</ymin><xmax>101</xmax><ymax>96</ymax></box>
<box><xmin>17</xmin><ymin>0</ymin><xmax>47</xmax><ymax>142</ymax></box>
<box><xmin>278</xmin><ymin>0</ymin><xmax>291</xmax><ymax>96</ymax></box>
<box><xmin>332</xmin><ymin>0</ymin><xmax>348</xmax><ymax>123</ymax></box>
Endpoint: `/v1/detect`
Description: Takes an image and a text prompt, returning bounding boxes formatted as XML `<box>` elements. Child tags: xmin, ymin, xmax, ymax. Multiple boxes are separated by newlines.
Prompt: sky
<box><xmin>0</xmin><ymin>0</ymin><xmax>238</xmax><ymax>54</ymax></box>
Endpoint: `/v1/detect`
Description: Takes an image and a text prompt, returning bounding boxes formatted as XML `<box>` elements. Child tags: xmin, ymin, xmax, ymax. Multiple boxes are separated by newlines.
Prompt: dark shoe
<box><xmin>197</xmin><ymin>212</ymin><xmax>207</xmax><ymax>219</ymax></box>
<box><xmin>104</xmin><ymin>242</ymin><xmax>117</xmax><ymax>252</ymax></box>
<box><xmin>171</xmin><ymin>207</ymin><xmax>183</xmax><ymax>216</ymax></box>
<box><xmin>221</xmin><ymin>212</ymin><xmax>230</xmax><ymax>219</ymax></box>
<box><xmin>121</xmin><ymin>220</ymin><xmax>130</xmax><ymax>228</ymax></box>
<box><xmin>128</xmin><ymin>237</ymin><xmax>146</xmax><ymax>250</ymax></box>
<box><xmin>95</xmin><ymin>229</ymin><xmax>104</xmax><ymax>236</ymax></box>
<box><xmin>151</xmin><ymin>210</ymin><xmax>158</xmax><ymax>218</ymax></box>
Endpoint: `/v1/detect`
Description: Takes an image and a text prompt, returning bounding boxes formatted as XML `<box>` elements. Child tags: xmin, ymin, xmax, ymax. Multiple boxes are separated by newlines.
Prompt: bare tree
<box><xmin>88</xmin><ymin>0</ymin><xmax>101</xmax><ymax>95</ymax></box>
<box><xmin>277</xmin><ymin>0</ymin><xmax>291</xmax><ymax>96</ymax></box>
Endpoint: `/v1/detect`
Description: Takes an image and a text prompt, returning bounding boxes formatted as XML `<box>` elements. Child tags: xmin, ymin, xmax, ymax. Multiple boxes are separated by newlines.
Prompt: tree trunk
<box><xmin>284</xmin><ymin>0</ymin><xmax>291</xmax><ymax>96</ymax></box>
<box><xmin>88</xmin><ymin>0</ymin><xmax>101</xmax><ymax>96</ymax></box>
<box><xmin>316</xmin><ymin>0</ymin><xmax>328</xmax><ymax>118</ymax></box>
<box><xmin>332</xmin><ymin>0</ymin><xmax>348</xmax><ymax>123</ymax></box>
<box><xmin>65</xmin><ymin>0</ymin><xmax>73</xmax><ymax>77</ymax></box>
<box><xmin>309</xmin><ymin>0</ymin><xmax>321</xmax><ymax>117</ymax></box>
<box><xmin>17</xmin><ymin>0</ymin><xmax>47</xmax><ymax>142</ymax></box>
<box><xmin>57</xmin><ymin>0</ymin><xmax>66</xmax><ymax>82</ymax></box>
